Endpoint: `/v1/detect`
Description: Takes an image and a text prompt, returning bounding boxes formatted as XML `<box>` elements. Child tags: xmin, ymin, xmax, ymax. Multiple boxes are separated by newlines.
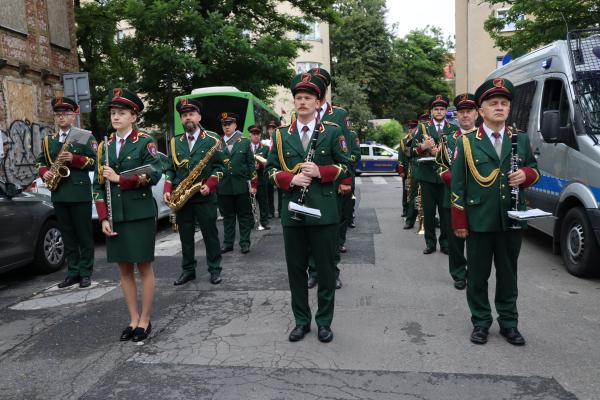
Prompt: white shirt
<box><xmin>482</xmin><ymin>123</ymin><xmax>505</xmax><ymax>145</ymax></box>
<box><xmin>187</xmin><ymin>129</ymin><xmax>200</xmax><ymax>151</ymax></box>
<box><xmin>296</xmin><ymin>119</ymin><xmax>316</xmax><ymax>143</ymax></box>
<box><xmin>224</xmin><ymin>131</ymin><xmax>239</xmax><ymax>152</ymax></box>
<box><xmin>432</xmin><ymin>120</ymin><xmax>445</xmax><ymax>133</ymax></box>
<box><xmin>318</xmin><ymin>103</ymin><xmax>328</xmax><ymax>122</ymax></box>
<box><xmin>58</xmin><ymin>128</ymin><xmax>71</xmax><ymax>143</ymax></box>
<box><xmin>251</xmin><ymin>142</ymin><xmax>260</xmax><ymax>154</ymax></box>
<box><xmin>115</xmin><ymin>129</ymin><xmax>132</xmax><ymax>157</ymax></box>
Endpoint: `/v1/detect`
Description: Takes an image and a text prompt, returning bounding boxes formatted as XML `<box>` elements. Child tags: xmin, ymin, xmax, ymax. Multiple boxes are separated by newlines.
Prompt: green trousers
<box><xmin>256</xmin><ymin>183</ymin><xmax>269</xmax><ymax>226</ymax></box>
<box><xmin>338</xmin><ymin>191</ymin><xmax>354</xmax><ymax>247</ymax></box>
<box><xmin>420</xmin><ymin>181</ymin><xmax>447</xmax><ymax>249</ymax></box>
<box><xmin>442</xmin><ymin>208</ymin><xmax>467</xmax><ymax>281</ymax></box>
<box><xmin>54</xmin><ymin>202</ymin><xmax>94</xmax><ymax>278</ymax></box>
<box><xmin>283</xmin><ymin>224</ymin><xmax>338</xmax><ymax>327</ymax></box>
<box><xmin>177</xmin><ymin>196</ymin><xmax>222</xmax><ymax>274</ymax></box>
<box><xmin>218</xmin><ymin>192</ymin><xmax>253</xmax><ymax>248</ymax></box>
<box><xmin>466</xmin><ymin>230</ymin><xmax>522</xmax><ymax>329</ymax></box>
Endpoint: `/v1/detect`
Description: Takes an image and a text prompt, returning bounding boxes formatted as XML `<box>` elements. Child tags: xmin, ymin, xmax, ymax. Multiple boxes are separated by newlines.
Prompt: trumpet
<box><xmin>248</xmin><ymin>181</ymin><xmax>264</xmax><ymax>230</ymax></box>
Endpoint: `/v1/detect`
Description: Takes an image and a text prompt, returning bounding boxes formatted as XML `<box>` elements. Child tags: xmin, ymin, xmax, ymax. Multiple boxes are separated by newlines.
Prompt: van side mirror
<box><xmin>541</xmin><ymin>110</ymin><xmax>572</xmax><ymax>143</ymax></box>
<box><xmin>4</xmin><ymin>182</ymin><xmax>22</xmax><ymax>198</ymax></box>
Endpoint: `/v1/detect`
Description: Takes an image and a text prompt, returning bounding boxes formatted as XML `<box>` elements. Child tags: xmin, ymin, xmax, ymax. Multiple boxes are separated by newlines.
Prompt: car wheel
<box><xmin>560</xmin><ymin>207</ymin><xmax>599</xmax><ymax>277</ymax></box>
<box><xmin>34</xmin><ymin>220</ymin><xmax>66</xmax><ymax>273</ymax></box>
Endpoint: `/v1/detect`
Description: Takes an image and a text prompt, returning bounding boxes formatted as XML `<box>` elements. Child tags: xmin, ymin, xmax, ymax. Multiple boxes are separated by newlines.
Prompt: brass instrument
<box><xmin>46</xmin><ymin>141</ymin><xmax>72</xmax><ymax>191</ymax></box>
<box><xmin>249</xmin><ymin>181</ymin><xmax>264</xmax><ymax>230</ymax></box>
<box><xmin>168</xmin><ymin>136</ymin><xmax>221</xmax><ymax>212</ymax></box>
<box><xmin>254</xmin><ymin>154</ymin><xmax>267</xmax><ymax>166</ymax></box>
<box><xmin>416</xmin><ymin>184</ymin><xmax>425</xmax><ymax>235</ymax></box>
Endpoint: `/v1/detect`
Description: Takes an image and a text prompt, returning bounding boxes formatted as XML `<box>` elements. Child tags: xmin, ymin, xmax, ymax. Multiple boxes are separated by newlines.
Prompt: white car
<box><xmin>30</xmin><ymin>151</ymin><xmax>171</xmax><ymax>221</ymax></box>
<box><xmin>356</xmin><ymin>142</ymin><xmax>399</xmax><ymax>175</ymax></box>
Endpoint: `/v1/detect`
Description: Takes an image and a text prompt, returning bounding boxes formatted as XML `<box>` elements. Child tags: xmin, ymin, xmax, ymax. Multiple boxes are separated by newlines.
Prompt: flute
<box><xmin>103</xmin><ymin>136</ymin><xmax>114</xmax><ymax>233</ymax></box>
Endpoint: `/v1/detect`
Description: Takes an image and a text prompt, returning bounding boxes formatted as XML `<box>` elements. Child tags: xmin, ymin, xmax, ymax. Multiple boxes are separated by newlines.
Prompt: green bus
<box><xmin>173</xmin><ymin>87</ymin><xmax>280</xmax><ymax>137</ymax></box>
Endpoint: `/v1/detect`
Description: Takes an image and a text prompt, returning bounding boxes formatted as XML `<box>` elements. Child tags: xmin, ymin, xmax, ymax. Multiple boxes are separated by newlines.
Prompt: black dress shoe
<box><xmin>57</xmin><ymin>276</ymin><xmax>79</xmax><ymax>288</ymax></box>
<box><xmin>423</xmin><ymin>247</ymin><xmax>436</xmax><ymax>254</ymax></box>
<box><xmin>454</xmin><ymin>280</ymin><xmax>467</xmax><ymax>290</ymax></box>
<box><xmin>268</xmin><ymin>213</ymin><xmax>275</xmax><ymax>218</ymax></box>
<box><xmin>120</xmin><ymin>326</ymin><xmax>135</xmax><ymax>341</ymax></box>
<box><xmin>210</xmin><ymin>272</ymin><xmax>222</xmax><ymax>284</ymax></box>
<box><xmin>401</xmin><ymin>211</ymin><xmax>407</xmax><ymax>217</ymax></box>
<box><xmin>440</xmin><ymin>247</ymin><xmax>449</xmax><ymax>255</ymax></box>
<box><xmin>240</xmin><ymin>245</ymin><xmax>250</xmax><ymax>254</ymax></box>
<box><xmin>174</xmin><ymin>272</ymin><xmax>196</xmax><ymax>286</ymax></box>
<box><xmin>403</xmin><ymin>223</ymin><xmax>414</xmax><ymax>230</ymax></box>
<box><xmin>317</xmin><ymin>326</ymin><xmax>334</xmax><ymax>343</ymax></box>
<box><xmin>220</xmin><ymin>246</ymin><xmax>233</xmax><ymax>254</ymax></box>
<box><xmin>335</xmin><ymin>277</ymin><xmax>342</xmax><ymax>289</ymax></box>
<box><xmin>263</xmin><ymin>225</ymin><xmax>271</xmax><ymax>230</ymax></box>
<box><xmin>349</xmin><ymin>221</ymin><xmax>356</xmax><ymax>228</ymax></box>
<box><xmin>289</xmin><ymin>325</ymin><xmax>310</xmax><ymax>342</ymax></box>
<box><xmin>499</xmin><ymin>327</ymin><xmax>525</xmax><ymax>346</ymax></box>
<box><xmin>470</xmin><ymin>327</ymin><xmax>489</xmax><ymax>344</ymax></box>
<box><xmin>79</xmin><ymin>277</ymin><xmax>91</xmax><ymax>288</ymax></box>
<box><xmin>132</xmin><ymin>322</ymin><xmax>152</xmax><ymax>342</ymax></box>
<box><xmin>307</xmin><ymin>276</ymin><xmax>317</xmax><ymax>289</ymax></box>
<box><xmin>338</xmin><ymin>245</ymin><xmax>347</xmax><ymax>253</ymax></box>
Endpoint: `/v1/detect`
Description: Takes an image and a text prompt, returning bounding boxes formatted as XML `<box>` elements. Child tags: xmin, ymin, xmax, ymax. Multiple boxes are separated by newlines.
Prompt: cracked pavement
<box><xmin>0</xmin><ymin>177</ymin><xmax>598</xmax><ymax>399</ymax></box>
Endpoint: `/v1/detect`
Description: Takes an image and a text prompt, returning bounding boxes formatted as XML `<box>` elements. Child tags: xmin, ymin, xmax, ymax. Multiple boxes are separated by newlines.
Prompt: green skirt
<box><xmin>107</xmin><ymin>218</ymin><xmax>156</xmax><ymax>263</ymax></box>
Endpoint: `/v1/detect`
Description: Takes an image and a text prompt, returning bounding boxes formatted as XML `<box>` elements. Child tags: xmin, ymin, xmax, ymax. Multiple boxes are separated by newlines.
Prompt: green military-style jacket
<box><xmin>266</xmin><ymin>121</ymin><xmax>351</xmax><ymax>226</ymax></box>
<box><xmin>251</xmin><ymin>143</ymin><xmax>269</xmax><ymax>187</ymax></box>
<box><xmin>436</xmin><ymin>128</ymin><xmax>475</xmax><ymax>208</ymax></box>
<box><xmin>321</xmin><ymin>103</ymin><xmax>357</xmax><ymax>184</ymax></box>
<box><xmin>398</xmin><ymin>131</ymin><xmax>414</xmax><ymax>173</ymax></box>
<box><xmin>93</xmin><ymin>130</ymin><xmax>163</xmax><ymax>222</ymax></box>
<box><xmin>165</xmin><ymin>129</ymin><xmax>226</xmax><ymax>204</ymax></box>
<box><xmin>451</xmin><ymin>125</ymin><xmax>540</xmax><ymax>232</ymax></box>
<box><xmin>36</xmin><ymin>130</ymin><xmax>97</xmax><ymax>203</ymax></box>
<box><xmin>347</xmin><ymin>130</ymin><xmax>361</xmax><ymax>173</ymax></box>
<box><xmin>218</xmin><ymin>132</ymin><xmax>256</xmax><ymax>195</ymax></box>
<box><xmin>412</xmin><ymin>120</ymin><xmax>458</xmax><ymax>184</ymax></box>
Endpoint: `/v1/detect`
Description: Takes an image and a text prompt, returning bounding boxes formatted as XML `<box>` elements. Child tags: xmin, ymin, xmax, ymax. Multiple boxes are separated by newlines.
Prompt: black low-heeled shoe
<box><xmin>120</xmin><ymin>326</ymin><xmax>135</xmax><ymax>341</ymax></box>
<box><xmin>132</xmin><ymin>322</ymin><xmax>152</xmax><ymax>342</ymax></box>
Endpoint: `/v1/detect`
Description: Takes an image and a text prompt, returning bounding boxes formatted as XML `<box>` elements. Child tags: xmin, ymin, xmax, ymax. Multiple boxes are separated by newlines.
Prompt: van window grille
<box><xmin>508</xmin><ymin>81</ymin><xmax>537</xmax><ymax>131</ymax></box>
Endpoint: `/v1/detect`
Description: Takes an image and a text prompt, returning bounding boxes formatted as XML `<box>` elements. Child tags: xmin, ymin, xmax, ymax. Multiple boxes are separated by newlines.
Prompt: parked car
<box><xmin>30</xmin><ymin>151</ymin><xmax>171</xmax><ymax>221</ymax></box>
<box><xmin>356</xmin><ymin>142</ymin><xmax>399</xmax><ymax>175</ymax></box>
<box><xmin>0</xmin><ymin>180</ymin><xmax>65</xmax><ymax>274</ymax></box>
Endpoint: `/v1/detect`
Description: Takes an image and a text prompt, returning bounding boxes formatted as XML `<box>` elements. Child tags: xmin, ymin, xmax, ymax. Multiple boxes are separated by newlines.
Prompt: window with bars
<box><xmin>507</xmin><ymin>81</ymin><xmax>537</xmax><ymax>131</ymax></box>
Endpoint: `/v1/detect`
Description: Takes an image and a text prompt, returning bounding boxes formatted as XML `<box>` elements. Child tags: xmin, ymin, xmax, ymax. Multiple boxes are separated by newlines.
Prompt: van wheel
<box><xmin>560</xmin><ymin>207</ymin><xmax>600</xmax><ymax>277</ymax></box>
<box><xmin>34</xmin><ymin>220</ymin><xmax>66</xmax><ymax>274</ymax></box>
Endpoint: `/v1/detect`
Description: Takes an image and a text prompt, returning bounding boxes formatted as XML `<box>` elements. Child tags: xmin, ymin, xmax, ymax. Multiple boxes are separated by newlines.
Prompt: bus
<box><xmin>173</xmin><ymin>87</ymin><xmax>280</xmax><ymax>137</ymax></box>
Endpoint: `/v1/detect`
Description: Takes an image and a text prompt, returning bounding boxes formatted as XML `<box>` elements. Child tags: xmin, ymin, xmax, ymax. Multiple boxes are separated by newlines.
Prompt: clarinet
<box><xmin>509</xmin><ymin>132</ymin><xmax>521</xmax><ymax>229</ymax></box>
<box><xmin>291</xmin><ymin>111</ymin><xmax>321</xmax><ymax>221</ymax></box>
<box><xmin>103</xmin><ymin>136</ymin><xmax>114</xmax><ymax>232</ymax></box>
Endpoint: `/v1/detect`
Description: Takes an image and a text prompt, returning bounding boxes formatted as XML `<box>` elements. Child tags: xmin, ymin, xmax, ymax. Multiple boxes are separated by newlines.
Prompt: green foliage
<box><xmin>483</xmin><ymin>0</ymin><xmax>600</xmax><ymax>57</ymax></box>
<box><xmin>366</xmin><ymin>119</ymin><xmax>404</xmax><ymax>147</ymax></box>
<box><xmin>331</xmin><ymin>76</ymin><xmax>374</xmax><ymax>131</ymax></box>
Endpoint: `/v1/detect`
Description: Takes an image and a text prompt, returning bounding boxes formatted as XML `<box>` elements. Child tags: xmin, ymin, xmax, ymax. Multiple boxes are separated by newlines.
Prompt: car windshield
<box><xmin>575</xmin><ymin>79</ymin><xmax>600</xmax><ymax>135</ymax></box>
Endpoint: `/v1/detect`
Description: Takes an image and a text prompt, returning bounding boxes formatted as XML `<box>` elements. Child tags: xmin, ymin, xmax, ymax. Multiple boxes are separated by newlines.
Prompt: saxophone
<box><xmin>46</xmin><ymin>141</ymin><xmax>72</xmax><ymax>191</ymax></box>
<box><xmin>416</xmin><ymin>184</ymin><xmax>425</xmax><ymax>235</ymax></box>
<box><xmin>168</xmin><ymin>137</ymin><xmax>222</xmax><ymax>212</ymax></box>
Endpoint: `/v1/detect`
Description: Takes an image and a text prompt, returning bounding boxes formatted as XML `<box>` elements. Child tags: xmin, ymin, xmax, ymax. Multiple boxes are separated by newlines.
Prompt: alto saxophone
<box><xmin>416</xmin><ymin>183</ymin><xmax>425</xmax><ymax>235</ymax></box>
<box><xmin>46</xmin><ymin>141</ymin><xmax>72</xmax><ymax>191</ymax></box>
<box><xmin>168</xmin><ymin>136</ymin><xmax>221</xmax><ymax>212</ymax></box>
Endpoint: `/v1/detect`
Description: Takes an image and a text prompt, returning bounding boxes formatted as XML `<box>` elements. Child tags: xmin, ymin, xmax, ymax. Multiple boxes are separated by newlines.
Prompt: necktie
<box><xmin>492</xmin><ymin>132</ymin><xmax>502</xmax><ymax>157</ymax></box>
<box><xmin>301</xmin><ymin>126</ymin><xmax>310</xmax><ymax>151</ymax></box>
<box><xmin>118</xmin><ymin>138</ymin><xmax>125</xmax><ymax>157</ymax></box>
<box><xmin>437</xmin><ymin>124</ymin><xmax>442</xmax><ymax>134</ymax></box>
<box><xmin>188</xmin><ymin>135</ymin><xmax>195</xmax><ymax>150</ymax></box>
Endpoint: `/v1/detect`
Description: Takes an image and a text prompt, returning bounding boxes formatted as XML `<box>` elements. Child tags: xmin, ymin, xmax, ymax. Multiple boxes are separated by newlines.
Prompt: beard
<box><xmin>184</xmin><ymin>121</ymin><xmax>197</xmax><ymax>133</ymax></box>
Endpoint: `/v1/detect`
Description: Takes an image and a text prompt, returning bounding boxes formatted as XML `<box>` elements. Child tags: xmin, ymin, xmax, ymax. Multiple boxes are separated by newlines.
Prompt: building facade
<box><xmin>0</xmin><ymin>0</ymin><xmax>79</xmax><ymax>186</ymax></box>
<box><xmin>455</xmin><ymin>0</ymin><xmax>515</xmax><ymax>94</ymax></box>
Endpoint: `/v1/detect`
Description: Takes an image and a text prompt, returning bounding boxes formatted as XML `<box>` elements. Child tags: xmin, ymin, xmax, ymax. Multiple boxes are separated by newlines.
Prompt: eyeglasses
<box><xmin>53</xmin><ymin>112</ymin><xmax>74</xmax><ymax>117</ymax></box>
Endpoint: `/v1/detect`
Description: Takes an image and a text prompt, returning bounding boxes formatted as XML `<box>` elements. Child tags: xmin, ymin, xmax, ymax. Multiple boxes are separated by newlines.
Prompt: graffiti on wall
<box><xmin>0</xmin><ymin>119</ymin><xmax>54</xmax><ymax>187</ymax></box>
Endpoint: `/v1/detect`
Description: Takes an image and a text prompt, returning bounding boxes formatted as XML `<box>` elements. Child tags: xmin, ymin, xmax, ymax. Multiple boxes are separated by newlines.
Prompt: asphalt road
<box><xmin>0</xmin><ymin>176</ymin><xmax>598</xmax><ymax>400</ymax></box>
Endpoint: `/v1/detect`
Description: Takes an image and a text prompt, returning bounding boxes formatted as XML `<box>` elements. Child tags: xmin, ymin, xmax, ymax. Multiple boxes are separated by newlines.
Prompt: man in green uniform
<box><xmin>164</xmin><ymin>99</ymin><xmax>226</xmax><ymax>285</ymax></box>
<box><xmin>437</xmin><ymin>94</ymin><xmax>478</xmax><ymax>290</ymax></box>
<box><xmin>413</xmin><ymin>96</ymin><xmax>457</xmax><ymax>253</ymax></box>
<box><xmin>452</xmin><ymin>78</ymin><xmax>540</xmax><ymax>346</ymax></box>
<box><xmin>249</xmin><ymin>124</ymin><xmax>271</xmax><ymax>230</ymax></box>
<box><xmin>265</xmin><ymin>120</ymin><xmax>279</xmax><ymax>218</ymax></box>
<box><xmin>399</xmin><ymin>119</ymin><xmax>417</xmax><ymax>221</ymax></box>
<box><xmin>267</xmin><ymin>72</ymin><xmax>351</xmax><ymax>343</ymax></box>
<box><xmin>338</xmin><ymin>128</ymin><xmax>361</xmax><ymax>254</ymax></box>
<box><xmin>37</xmin><ymin>97</ymin><xmax>97</xmax><ymax>288</ymax></box>
<box><xmin>218</xmin><ymin>112</ymin><xmax>257</xmax><ymax>254</ymax></box>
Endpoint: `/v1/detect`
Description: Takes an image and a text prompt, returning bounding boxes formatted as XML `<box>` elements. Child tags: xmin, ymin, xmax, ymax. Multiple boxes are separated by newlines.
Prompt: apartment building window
<box><xmin>296</xmin><ymin>20</ymin><xmax>321</xmax><ymax>41</ymax></box>
<box><xmin>296</xmin><ymin>62</ymin><xmax>321</xmax><ymax>73</ymax></box>
<box><xmin>496</xmin><ymin>8</ymin><xmax>523</xmax><ymax>32</ymax></box>
<box><xmin>0</xmin><ymin>0</ymin><xmax>27</xmax><ymax>35</ymax></box>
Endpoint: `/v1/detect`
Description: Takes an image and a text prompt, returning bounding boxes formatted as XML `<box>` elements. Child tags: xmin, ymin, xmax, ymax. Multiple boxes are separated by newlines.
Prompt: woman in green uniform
<box><xmin>93</xmin><ymin>88</ymin><xmax>163</xmax><ymax>342</ymax></box>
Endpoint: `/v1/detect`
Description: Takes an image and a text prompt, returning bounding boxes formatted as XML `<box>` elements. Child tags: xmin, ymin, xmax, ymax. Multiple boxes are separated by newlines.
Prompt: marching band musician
<box><xmin>93</xmin><ymin>88</ymin><xmax>163</xmax><ymax>342</ymax></box>
<box><xmin>164</xmin><ymin>99</ymin><xmax>226</xmax><ymax>286</ymax></box>
<box><xmin>451</xmin><ymin>78</ymin><xmax>540</xmax><ymax>346</ymax></box>
<box><xmin>217</xmin><ymin>112</ymin><xmax>257</xmax><ymax>254</ymax></box>
<box><xmin>436</xmin><ymin>94</ymin><xmax>478</xmax><ymax>291</ymax></box>
<box><xmin>249</xmin><ymin>125</ymin><xmax>271</xmax><ymax>230</ymax></box>
<box><xmin>412</xmin><ymin>96</ymin><xmax>458</xmax><ymax>254</ymax></box>
<box><xmin>398</xmin><ymin>119</ymin><xmax>418</xmax><ymax>222</ymax></box>
<box><xmin>265</xmin><ymin>120</ymin><xmax>281</xmax><ymax>218</ymax></box>
<box><xmin>266</xmin><ymin>72</ymin><xmax>352</xmax><ymax>343</ymax></box>
<box><xmin>37</xmin><ymin>97</ymin><xmax>97</xmax><ymax>289</ymax></box>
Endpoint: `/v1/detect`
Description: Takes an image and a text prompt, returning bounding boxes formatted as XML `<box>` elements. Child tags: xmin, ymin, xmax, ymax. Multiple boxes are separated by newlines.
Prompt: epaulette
<box><xmin>279</xmin><ymin>125</ymin><xmax>291</xmax><ymax>130</ymax></box>
<box><xmin>137</xmin><ymin>132</ymin><xmax>151</xmax><ymax>138</ymax></box>
<box><xmin>332</xmin><ymin>105</ymin><xmax>347</xmax><ymax>112</ymax></box>
<box><xmin>322</xmin><ymin>121</ymin><xmax>340</xmax><ymax>128</ymax></box>
<box><xmin>205</xmin><ymin>130</ymin><xmax>220</xmax><ymax>140</ymax></box>
<box><xmin>462</xmin><ymin>127</ymin><xmax>478</xmax><ymax>136</ymax></box>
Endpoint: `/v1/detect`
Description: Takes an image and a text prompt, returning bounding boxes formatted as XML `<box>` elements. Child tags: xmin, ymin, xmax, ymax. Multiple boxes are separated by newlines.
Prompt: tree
<box><xmin>331</xmin><ymin>76</ymin><xmax>374</xmax><ymax>132</ymax></box>
<box><xmin>366</xmin><ymin>119</ymin><xmax>404</xmax><ymax>148</ymax></box>
<box><xmin>484</xmin><ymin>0</ymin><xmax>600</xmax><ymax>57</ymax></box>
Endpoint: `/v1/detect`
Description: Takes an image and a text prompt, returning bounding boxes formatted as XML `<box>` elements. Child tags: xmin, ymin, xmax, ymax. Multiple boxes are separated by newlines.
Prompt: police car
<box><xmin>356</xmin><ymin>142</ymin><xmax>399</xmax><ymax>175</ymax></box>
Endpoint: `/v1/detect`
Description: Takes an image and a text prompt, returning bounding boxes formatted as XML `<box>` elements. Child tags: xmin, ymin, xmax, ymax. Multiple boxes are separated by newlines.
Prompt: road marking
<box><xmin>372</xmin><ymin>177</ymin><xmax>387</xmax><ymax>184</ymax></box>
<box><xmin>393</xmin><ymin>176</ymin><xmax>403</xmax><ymax>182</ymax></box>
<box><xmin>355</xmin><ymin>177</ymin><xmax>363</xmax><ymax>185</ymax></box>
<box><xmin>155</xmin><ymin>231</ymin><xmax>204</xmax><ymax>256</ymax></box>
<box><xmin>10</xmin><ymin>281</ymin><xmax>118</xmax><ymax>310</ymax></box>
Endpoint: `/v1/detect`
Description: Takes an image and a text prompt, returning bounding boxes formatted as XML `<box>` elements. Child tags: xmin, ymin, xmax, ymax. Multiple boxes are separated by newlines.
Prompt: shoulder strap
<box><xmin>462</xmin><ymin>134</ymin><xmax>500</xmax><ymax>187</ymax></box>
<box><xmin>275</xmin><ymin>129</ymin><xmax>302</xmax><ymax>174</ymax></box>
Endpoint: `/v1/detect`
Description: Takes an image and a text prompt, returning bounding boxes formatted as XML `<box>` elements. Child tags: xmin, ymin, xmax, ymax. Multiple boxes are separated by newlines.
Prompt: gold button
<box><xmin>470</xmin><ymin>200</ymin><xmax>474</xmax><ymax>203</ymax></box>
<box><xmin>127</xmin><ymin>156</ymin><xmax>131</xmax><ymax>160</ymax></box>
<box><xmin>502</xmin><ymin>195</ymin><xmax>506</xmax><ymax>199</ymax></box>
<box><xmin>476</xmin><ymin>159</ymin><xmax>479</xmax><ymax>162</ymax></box>
<box><xmin>142</xmin><ymin>193</ymin><xmax>146</xmax><ymax>197</ymax></box>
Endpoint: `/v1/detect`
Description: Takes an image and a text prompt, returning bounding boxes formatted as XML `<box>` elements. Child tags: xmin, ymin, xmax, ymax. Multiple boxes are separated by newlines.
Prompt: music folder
<box><xmin>417</xmin><ymin>156</ymin><xmax>436</xmax><ymax>163</ymax></box>
<box><xmin>288</xmin><ymin>201</ymin><xmax>321</xmax><ymax>218</ymax></box>
<box><xmin>119</xmin><ymin>164</ymin><xmax>155</xmax><ymax>178</ymax></box>
<box><xmin>508</xmin><ymin>209</ymin><xmax>552</xmax><ymax>220</ymax></box>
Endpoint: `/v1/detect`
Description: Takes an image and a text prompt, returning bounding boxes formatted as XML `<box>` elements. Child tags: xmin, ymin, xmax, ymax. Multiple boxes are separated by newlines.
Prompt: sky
<box><xmin>386</xmin><ymin>1</ymin><xmax>455</xmax><ymax>40</ymax></box>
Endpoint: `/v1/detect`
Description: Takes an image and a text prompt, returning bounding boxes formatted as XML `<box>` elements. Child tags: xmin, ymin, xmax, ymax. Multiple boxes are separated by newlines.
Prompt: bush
<box><xmin>365</xmin><ymin>120</ymin><xmax>405</xmax><ymax>147</ymax></box>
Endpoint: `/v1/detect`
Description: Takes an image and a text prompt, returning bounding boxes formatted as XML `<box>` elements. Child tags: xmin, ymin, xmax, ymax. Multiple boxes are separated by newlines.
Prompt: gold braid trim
<box><xmin>43</xmin><ymin>136</ymin><xmax>53</xmax><ymax>165</ymax></box>
<box><xmin>462</xmin><ymin>134</ymin><xmax>499</xmax><ymax>187</ymax></box>
<box><xmin>276</xmin><ymin>129</ymin><xmax>302</xmax><ymax>173</ymax></box>
<box><xmin>170</xmin><ymin>137</ymin><xmax>188</xmax><ymax>168</ymax></box>
<box><xmin>97</xmin><ymin>139</ymin><xmax>105</xmax><ymax>185</ymax></box>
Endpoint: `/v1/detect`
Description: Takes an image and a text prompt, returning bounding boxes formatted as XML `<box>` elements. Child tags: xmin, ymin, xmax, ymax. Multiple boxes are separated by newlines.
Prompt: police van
<box><xmin>356</xmin><ymin>142</ymin><xmax>399</xmax><ymax>175</ymax></box>
<box><xmin>486</xmin><ymin>28</ymin><xmax>600</xmax><ymax>277</ymax></box>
